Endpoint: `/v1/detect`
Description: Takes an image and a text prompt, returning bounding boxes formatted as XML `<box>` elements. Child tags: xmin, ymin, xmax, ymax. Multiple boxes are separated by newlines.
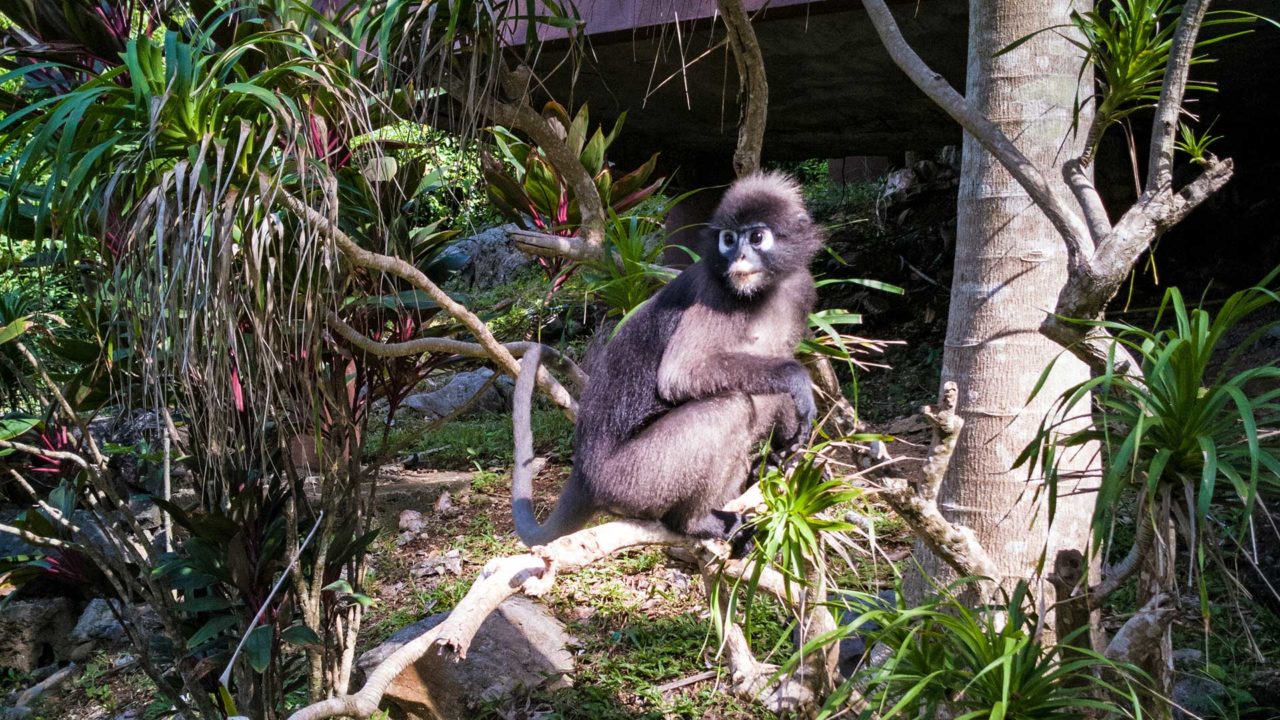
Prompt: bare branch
<box><xmin>1054</xmin><ymin>155</ymin><xmax>1234</xmax><ymax>324</ymax></box>
<box><xmin>0</xmin><ymin>439</ymin><xmax>91</xmax><ymax>469</ymax></box>
<box><xmin>873</xmin><ymin>382</ymin><xmax>1000</xmax><ymax>600</ymax></box>
<box><xmin>859</xmin><ymin>0</ymin><xmax>1093</xmax><ymax>263</ymax></box>
<box><xmin>508</xmin><ymin>227</ymin><xmax>604</xmax><ymax>264</ymax></box>
<box><xmin>288</xmin><ymin>499</ymin><xmax>846</xmax><ymax>720</ymax></box>
<box><xmin>1063</xmin><ymin>159</ymin><xmax>1110</xmax><ymax>246</ymax></box>
<box><xmin>1146</xmin><ymin>0</ymin><xmax>1213</xmax><ymax>193</ymax></box>
<box><xmin>0</xmin><ymin>521</ymin><xmax>69</xmax><ymax>549</ymax></box>
<box><xmin>271</xmin><ymin>182</ymin><xmax>579</xmax><ymax>421</ymax></box>
<box><xmin>1091</xmin><ymin>508</ymin><xmax>1156</xmax><ymax>603</ymax></box>
<box><xmin>286</xmin><ymin>521</ymin><xmax>692</xmax><ymax>720</ymax></box>
<box><xmin>1047</xmin><ymin>549</ymin><xmax>1094</xmax><ymax>654</ymax></box>
<box><xmin>717</xmin><ymin>0</ymin><xmax>769</xmax><ymax>177</ymax></box>
<box><xmin>325</xmin><ymin>313</ymin><xmax>586</xmax><ymax>405</ymax></box>
<box><xmin>440</xmin><ymin>67</ymin><xmax>607</xmax><ymax>252</ymax></box>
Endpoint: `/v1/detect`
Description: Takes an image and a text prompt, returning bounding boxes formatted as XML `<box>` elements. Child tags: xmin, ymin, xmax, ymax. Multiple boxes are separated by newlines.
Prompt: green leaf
<box><xmin>580</xmin><ymin>128</ymin><xmax>606</xmax><ymax>176</ymax></box>
<box><xmin>245</xmin><ymin>624</ymin><xmax>272</xmax><ymax>673</ymax></box>
<box><xmin>0</xmin><ymin>417</ymin><xmax>38</xmax><ymax>442</ymax></box>
<box><xmin>281</xmin><ymin>624</ymin><xmax>322</xmax><ymax>647</ymax></box>
<box><xmin>0</xmin><ymin>316</ymin><xmax>31</xmax><ymax>345</ymax></box>
<box><xmin>187</xmin><ymin>615</ymin><xmax>238</xmax><ymax>650</ymax></box>
<box><xmin>322</xmin><ymin>579</ymin><xmax>353</xmax><ymax>593</ymax></box>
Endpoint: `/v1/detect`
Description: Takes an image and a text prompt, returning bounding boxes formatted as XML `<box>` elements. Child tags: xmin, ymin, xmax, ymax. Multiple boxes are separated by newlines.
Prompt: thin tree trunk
<box><xmin>912</xmin><ymin>0</ymin><xmax>1100</xmax><ymax>628</ymax></box>
<box><xmin>1137</xmin><ymin>487</ymin><xmax>1176</xmax><ymax>718</ymax></box>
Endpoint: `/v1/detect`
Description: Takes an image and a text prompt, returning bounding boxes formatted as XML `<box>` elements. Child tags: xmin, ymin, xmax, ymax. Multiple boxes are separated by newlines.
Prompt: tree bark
<box><xmin>912</xmin><ymin>0</ymin><xmax>1100</xmax><ymax>620</ymax></box>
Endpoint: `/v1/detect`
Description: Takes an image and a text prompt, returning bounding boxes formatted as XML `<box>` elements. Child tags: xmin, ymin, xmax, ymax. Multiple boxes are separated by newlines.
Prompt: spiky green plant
<box><xmin>791</xmin><ymin>580</ymin><xmax>1144</xmax><ymax>719</ymax></box>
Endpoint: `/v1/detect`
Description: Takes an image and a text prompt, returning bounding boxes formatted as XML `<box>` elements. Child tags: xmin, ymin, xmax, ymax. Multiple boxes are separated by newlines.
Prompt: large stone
<box><xmin>403</xmin><ymin>369</ymin><xmax>514</xmax><ymax>420</ymax></box>
<box><xmin>66</xmin><ymin>599</ymin><xmax>132</xmax><ymax>661</ymax></box>
<box><xmin>356</xmin><ymin>596</ymin><xmax>576</xmax><ymax>718</ymax></box>
<box><xmin>450</xmin><ymin>224</ymin><xmax>531</xmax><ymax>290</ymax></box>
<box><xmin>1172</xmin><ymin>673</ymin><xmax>1228</xmax><ymax>720</ymax></box>
<box><xmin>0</xmin><ymin>597</ymin><xmax>77</xmax><ymax>672</ymax></box>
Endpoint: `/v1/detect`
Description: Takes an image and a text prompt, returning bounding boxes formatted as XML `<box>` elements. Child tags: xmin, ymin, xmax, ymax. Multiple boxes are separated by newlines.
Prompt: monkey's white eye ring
<box><xmin>718</xmin><ymin>229</ymin><xmax>737</xmax><ymax>253</ymax></box>
<box><xmin>747</xmin><ymin>227</ymin><xmax>774</xmax><ymax>250</ymax></box>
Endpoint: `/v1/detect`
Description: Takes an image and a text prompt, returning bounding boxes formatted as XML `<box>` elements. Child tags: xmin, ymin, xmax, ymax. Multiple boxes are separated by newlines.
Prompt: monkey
<box><xmin>511</xmin><ymin>171</ymin><xmax>822</xmax><ymax>548</ymax></box>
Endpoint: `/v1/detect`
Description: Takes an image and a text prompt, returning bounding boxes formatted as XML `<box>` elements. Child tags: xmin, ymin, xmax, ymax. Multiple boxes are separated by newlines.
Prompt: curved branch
<box><xmin>869</xmin><ymin>383</ymin><xmax>1000</xmax><ymax>601</ymax></box>
<box><xmin>717</xmin><ymin>0</ymin><xmax>769</xmax><ymax>177</ymax></box>
<box><xmin>440</xmin><ymin>67</ymin><xmax>607</xmax><ymax>253</ymax></box>
<box><xmin>269</xmin><ymin>182</ymin><xmax>578</xmax><ymax>419</ymax></box>
<box><xmin>287</xmin><ymin>487</ymin><xmax>844</xmax><ymax>720</ymax></box>
<box><xmin>1146</xmin><ymin>0</ymin><xmax>1213</xmax><ymax>193</ymax></box>
<box><xmin>326</xmin><ymin>313</ymin><xmax>588</xmax><ymax>399</ymax></box>
<box><xmin>859</xmin><ymin>0</ymin><xmax>1093</xmax><ymax>263</ymax></box>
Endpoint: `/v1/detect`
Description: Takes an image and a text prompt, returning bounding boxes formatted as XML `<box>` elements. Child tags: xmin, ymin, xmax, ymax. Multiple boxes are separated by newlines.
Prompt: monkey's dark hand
<box><xmin>785</xmin><ymin>363</ymin><xmax>816</xmax><ymax>448</ymax></box>
<box><xmin>729</xmin><ymin>521</ymin><xmax>757</xmax><ymax>560</ymax></box>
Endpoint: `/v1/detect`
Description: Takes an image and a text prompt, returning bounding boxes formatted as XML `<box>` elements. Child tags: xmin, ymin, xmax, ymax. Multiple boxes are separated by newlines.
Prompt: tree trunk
<box><xmin>913</xmin><ymin>0</ymin><xmax>1099</xmax><ymax>625</ymax></box>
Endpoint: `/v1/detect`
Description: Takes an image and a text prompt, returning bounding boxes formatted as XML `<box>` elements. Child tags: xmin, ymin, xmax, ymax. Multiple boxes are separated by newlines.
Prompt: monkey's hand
<box><xmin>785</xmin><ymin>362</ymin><xmax>816</xmax><ymax>448</ymax></box>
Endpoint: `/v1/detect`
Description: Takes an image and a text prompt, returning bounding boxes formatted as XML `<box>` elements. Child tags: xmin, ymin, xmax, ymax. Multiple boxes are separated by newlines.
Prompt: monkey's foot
<box><xmin>728</xmin><ymin>523</ymin><xmax>757</xmax><ymax>560</ymax></box>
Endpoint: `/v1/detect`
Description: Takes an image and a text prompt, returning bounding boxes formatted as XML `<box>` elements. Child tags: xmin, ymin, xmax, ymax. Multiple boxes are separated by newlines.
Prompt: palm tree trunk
<box><xmin>912</xmin><ymin>0</ymin><xmax>1100</xmax><ymax>633</ymax></box>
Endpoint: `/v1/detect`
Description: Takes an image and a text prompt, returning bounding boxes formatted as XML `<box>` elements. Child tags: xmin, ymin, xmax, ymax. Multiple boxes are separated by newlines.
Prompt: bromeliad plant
<box><xmin>482</xmin><ymin>102</ymin><xmax>663</xmax><ymax>286</ymax></box>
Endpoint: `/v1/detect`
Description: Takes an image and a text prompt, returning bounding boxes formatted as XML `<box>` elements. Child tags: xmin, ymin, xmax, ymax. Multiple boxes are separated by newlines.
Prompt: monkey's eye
<box><xmin>718</xmin><ymin>229</ymin><xmax>737</xmax><ymax>253</ymax></box>
<box><xmin>747</xmin><ymin>227</ymin><xmax>774</xmax><ymax>250</ymax></box>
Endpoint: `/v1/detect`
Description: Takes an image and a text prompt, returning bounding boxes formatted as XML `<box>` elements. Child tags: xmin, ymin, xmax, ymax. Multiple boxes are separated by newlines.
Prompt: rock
<box><xmin>403</xmin><ymin>369</ymin><xmax>514</xmax><ymax>420</ymax></box>
<box><xmin>433</xmin><ymin>491</ymin><xmax>460</xmax><ymax>519</ymax></box>
<box><xmin>0</xmin><ymin>597</ymin><xmax>77</xmax><ymax>672</ymax></box>
<box><xmin>451</xmin><ymin>224</ymin><xmax>532</xmax><ymax>290</ymax></box>
<box><xmin>0</xmin><ymin>510</ymin><xmax>36</xmax><ymax>559</ymax></box>
<box><xmin>399</xmin><ymin>509</ymin><xmax>426</xmax><ymax>535</ymax></box>
<box><xmin>67</xmin><ymin>599</ymin><xmax>132</xmax><ymax>661</ymax></box>
<box><xmin>881</xmin><ymin>167</ymin><xmax>917</xmax><ymax>204</ymax></box>
<box><xmin>356</xmin><ymin>596</ymin><xmax>576</xmax><ymax>718</ymax></box>
<box><xmin>1172</xmin><ymin>674</ymin><xmax>1228</xmax><ymax>720</ymax></box>
<box><xmin>411</xmin><ymin>549</ymin><xmax>463</xmax><ymax>578</ymax></box>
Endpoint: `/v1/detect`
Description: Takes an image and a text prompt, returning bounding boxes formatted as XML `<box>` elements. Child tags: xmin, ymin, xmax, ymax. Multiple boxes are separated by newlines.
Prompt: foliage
<box><xmin>584</xmin><ymin>207</ymin><xmax>682</xmax><ymax>319</ymax></box>
<box><xmin>1022</xmin><ymin>278</ymin><xmax>1280</xmax><ymax>547</ymax></box>
<box><xmin>999</xmin><ymin>0</ymin><xmax>1264</xmax><ymax>165</ymax></box>
<box><xmin>800</xmin><ymin>580</ymin><xmax>1143</xmax><ymax>719</ymax></box>
<box><xmin>482</xmin><ymin>102</ymin><xmax>662</xmax><ymax>284</ymax></box>
<box><xmin>0</xmin><ymin>0</ymin><xmax>574</xmax><ymax>715</ymax></box>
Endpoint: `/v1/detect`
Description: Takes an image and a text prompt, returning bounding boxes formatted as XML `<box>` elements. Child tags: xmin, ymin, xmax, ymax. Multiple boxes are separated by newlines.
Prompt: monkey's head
<box><xmin>707</xmin><ymin>171</ymin><xmax>822</xmax><ymax>297</ymax></box>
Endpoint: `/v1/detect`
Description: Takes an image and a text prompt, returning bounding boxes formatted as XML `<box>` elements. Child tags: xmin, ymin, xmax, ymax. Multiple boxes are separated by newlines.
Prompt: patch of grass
<box><xmin>850</xmin><ymin>342</ymin><xmax>944</xmax><ymax>423</ymax></box>
<box><xmin>470</xmin><ymin>468</ymin><xmax>504</xmax><ymax>493</ymax></box>
<box><xmin>393</xmin><ymin>408</ymin><xmax>574</xmax><ymax>470</ymax></box>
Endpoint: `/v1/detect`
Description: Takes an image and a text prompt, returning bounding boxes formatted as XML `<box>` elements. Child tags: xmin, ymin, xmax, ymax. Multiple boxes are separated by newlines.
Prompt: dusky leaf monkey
<box><xmin>511</xmin><ymin>172</ymin><xmax>822</xmax><ymax>546</ymax></box>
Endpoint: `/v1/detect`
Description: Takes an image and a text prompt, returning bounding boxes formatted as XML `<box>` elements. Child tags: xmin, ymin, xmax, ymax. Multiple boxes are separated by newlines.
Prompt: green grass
<box><xmin>369</xmin><ymin>407</ymin><xmax>575</xmax><ymax>469</ymax></box>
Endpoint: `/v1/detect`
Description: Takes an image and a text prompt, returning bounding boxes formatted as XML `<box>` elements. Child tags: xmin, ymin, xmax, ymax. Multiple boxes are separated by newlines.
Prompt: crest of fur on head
<box><xmin>709</xmin><ymin>171</ymin><xmax>823</xmax><ymax>294</ymax></box>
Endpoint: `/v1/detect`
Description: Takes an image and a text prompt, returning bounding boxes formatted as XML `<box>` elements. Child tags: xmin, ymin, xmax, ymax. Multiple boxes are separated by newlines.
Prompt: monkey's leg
<box><xmin>587</xmin><ymin>395</ymin><xmax>759</xmax><ymax>540</ymax></box>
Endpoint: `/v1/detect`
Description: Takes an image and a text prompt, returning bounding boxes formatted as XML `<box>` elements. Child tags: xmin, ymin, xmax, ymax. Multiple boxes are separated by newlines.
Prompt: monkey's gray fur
<box><xmin>511</xmin><ymin>171</ymin><xmax>822</xmax><ymax>546</ymax></box>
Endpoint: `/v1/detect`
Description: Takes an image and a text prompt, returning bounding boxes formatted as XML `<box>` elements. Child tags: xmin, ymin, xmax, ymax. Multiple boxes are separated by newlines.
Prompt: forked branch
<box><xmin>860</xmin><ymin>0</ymin><xmax>1235</xmax><ymax>376</ymax></box>
<box><xmin>269</xmin><ymin>182</ymin><xmax>580</xmax><ymax>417</ymax></box>
<box><xmin>874</xmin><ymin>382</ymin><xmax>1000</xmax><ymax>601</ymax></box>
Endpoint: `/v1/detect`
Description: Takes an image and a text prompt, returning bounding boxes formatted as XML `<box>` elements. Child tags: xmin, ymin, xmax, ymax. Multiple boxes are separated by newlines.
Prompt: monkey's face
<box><xmin>707</xmin><ymin>172</ymin><xmax>822</xmax><ymax>297</ymax></box>
<box><xmin>715</xmin><ymin>224</ymin><xmax>775</xmax><ymax>296</ymax></box>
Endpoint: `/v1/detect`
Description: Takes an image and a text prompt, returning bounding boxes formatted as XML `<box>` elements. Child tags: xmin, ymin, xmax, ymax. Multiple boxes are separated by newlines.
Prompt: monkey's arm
<box><xmin>658</xmin><ymin>352</ymin><xmax>815</xmax><ymax>436</ymax></box>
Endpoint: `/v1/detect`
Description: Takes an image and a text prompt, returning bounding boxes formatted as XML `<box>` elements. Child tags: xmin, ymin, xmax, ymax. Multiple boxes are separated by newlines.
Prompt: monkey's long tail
<box><xmin>512</xmin><ymin>344</ymin><xmax>592</xmax><ymax>546</ymax></box>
